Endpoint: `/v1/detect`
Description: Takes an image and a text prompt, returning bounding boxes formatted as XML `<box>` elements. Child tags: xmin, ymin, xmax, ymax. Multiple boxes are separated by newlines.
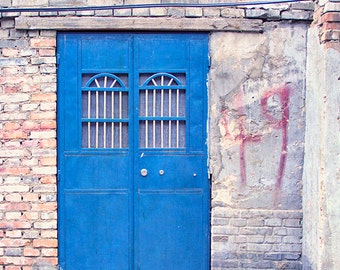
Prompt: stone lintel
<box><xmin>15</xmin><ymin>16</ymin><xmax>263</xmax><ymax>32</ymax></box>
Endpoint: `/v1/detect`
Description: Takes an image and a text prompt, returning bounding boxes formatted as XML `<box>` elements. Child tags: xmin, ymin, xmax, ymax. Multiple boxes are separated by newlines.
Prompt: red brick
<box><xmin>39</xmin><ymin>139</ymin><xmax>57</xmax><ymax>148</ymax></box>
<box><xmin>39</xmin><ymin>157</ymin><xmax>57</xmax><ymax>166</ymax></box>
<box><xmin>31</xmin><ymin>203</ymin><xmax>57</xmax><ymax>211</ymax></box>
<box><xmin>30</xmin><ymin>112</ymin><xmax>55</xmax><ymax>120</ymax></box>
<box><xmin>4</xmin><ymin>122</ymin><xmax>21</xmax><ymax>131</ymax></box>
<box><xmin>321</xmin><ymin>12</ymin><xmax>340</xmax><ymax>23</ymax></box>
<box><xmin>5</xmin><ymin>193</ymin><xmax>22</xmax><ymax>202</ymax></box>
<box><xmin>4</xmin><ymin>85</ymin><xmax>21</xmax><ymax>93</ymax></box>
<box><xmin>30</xmin><ymin>38</ymin><xmax>56</xmax><ymax>48</ymax></box>
<box><xmin>22</xmin><ymin>193</ymin><xmax>39</xmax><ymax>202</ymax></box>
<box><xmin>5</xmin><ymin>266</ymin><xmax>22</xmax><ymax>270</ymax></box>
<box><xmin>40</xmin><ymin>176</ymin><xmax>56</xmax><ymax>184</ymax></box>
<box><xmin>0</xmin><ymin>239</ymin><xmax>30</xmax><ymax>247</ymax></box>
<box><xmin>32</xmin><ymin>239</ymin><xmax>58</xmax><ymax>248</ymax></box>
<box><xmin>39</xmin><ymin>49</ymin><xmax>55</xmax><ymax>56</ymax></box>
<box><xmin>31</xmin><ymin>93</ymin><xmax>56</xmax><ymax>102</ymax></box>
<box><xmin>2</xmin><ymin>48</ymin><xmax>19</xmax><ymax>57</ymax></box>
<box><xmin>0</xmin><ymin>221</ymin><xmax>31</xmax><ymax>230</ymax></box>
<box><xmin>21</xmin><ymin>140</ymin><xmax>39</xmax><ymax>148</ymax></box>
<box><xmin>5</xmin><ymin>203</ymin><xmax>30</xmax><ymax>211</ymax></box>
<box><xmin>0</xmin><ymin>256</ymin><xmax>33</xmax><ymax>266</ymax></box>
<box><xmin>5</xmin><ymin>230</ymin><xmax>22</xmax><ymax>238</ymax></box>
<box><xmin>40</xmin><ymin>121</ymin><xmax>56</xmax><ymax>129</ymax></box>
<box><xmin>41</xmin><ymin>248</ymin><xmax>57</xmax><ymax>257</ymax></box>
<box><xmin>0</xmin><ymin>131</ymin><xmax>28</xmax><ymax>139</ymax></box>
<box><xmin>23</xmin><ymin>247</ymin><xmax>40</xmax><ymax>257</ymax></box>
<box><xmin>22</xmin><ymin>121</ymin><xmax>40</xmax><ymax>131</ymax></box>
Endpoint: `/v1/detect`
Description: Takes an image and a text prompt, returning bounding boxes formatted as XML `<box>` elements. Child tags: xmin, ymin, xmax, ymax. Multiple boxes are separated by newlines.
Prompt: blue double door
<box><xmin>57</xmin><ymin>32</ymin><xmax>209</xmax><ymax>269</ymax></box>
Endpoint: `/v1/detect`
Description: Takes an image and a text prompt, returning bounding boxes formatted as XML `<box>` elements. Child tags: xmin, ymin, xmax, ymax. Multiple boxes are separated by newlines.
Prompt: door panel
<box><xmin>138</xmin><ymin>193</ymin><xmax>204</xmax><ymax>270</ymax></box>
<box><xmin>58</xmin><ymin>32</ymin><xmax>209</xmax><ymax>270</ymax></box>
<box><xmin>64</xmin><ymin>192</ymin><xmax>129</xmax><ymax>270</ymax></box>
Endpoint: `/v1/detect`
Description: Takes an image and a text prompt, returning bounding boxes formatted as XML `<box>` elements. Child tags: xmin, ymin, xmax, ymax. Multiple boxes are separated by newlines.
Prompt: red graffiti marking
<box><xmin>220</xmin><ymin>85</ymin><xmax>290</xmax><ymax>188</ymax></box>
<box><xmin>261</xmin><ymin>86</ymin><xmax>290</xmax><ymax>188</ymax></box>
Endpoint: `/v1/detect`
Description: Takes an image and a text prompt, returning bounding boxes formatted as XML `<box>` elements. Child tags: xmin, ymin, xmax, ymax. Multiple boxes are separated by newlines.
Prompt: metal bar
<box><xmin>145</xmin><ymin>90</ymin><xmax>148</xmax><ymax>148</ymax></box>
<box><xmin>153</xmin><ymin>89</ymin><xmax>156</xmax><ymax>148</ymax></box>
<box><xmin>119</xmin><ymin>91</ymin><xmax>122</xmax><ymax>148</ymax></box>
<box><xmin>176</xmin><ymin>89</ymin><xmax>179</xmax><ymax>148</ymax></box>
<box><xmin>111</xmin><ymin>92</ymin><xmax>114</xmax><ymax>148</ymax></box>
<box><xmin>169</xmin><ymin>89</ymin><xmax>172</xmax><ymax>147</ymax></box>
<box><xmin>110</xmin><ymin>79</ymin><xmax>117</xmax><ymax>88</ymax></box>
<box><xmin>161</xmin><ymin>76</ymin><xmax>164</xmax><ymax>148</ymax></box>
<box><xmin>87</xmin><ymin>91</ymin><xmax>91</xmax><ymax>148</ymax></box>
<box><xmin>96</xmin><ymin>91</ymin><xmax>99</xmax><ymax>148</ymax></box>
<box><xmin>103</xmin><ymin>77</ymin><xmax>107</xmax><ymax>148</ymax></box>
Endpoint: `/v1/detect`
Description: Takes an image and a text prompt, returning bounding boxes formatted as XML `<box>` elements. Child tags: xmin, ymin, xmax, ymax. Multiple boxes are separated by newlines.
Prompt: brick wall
<box><xmin>0</xmin><ymin>1</ymin><xmax>315</xmax><ymax>269</ymax></box>
<box><xmin>0</xmin><ymin>16</ymin><xmax>58</xmax><ymax>269</ymax></box>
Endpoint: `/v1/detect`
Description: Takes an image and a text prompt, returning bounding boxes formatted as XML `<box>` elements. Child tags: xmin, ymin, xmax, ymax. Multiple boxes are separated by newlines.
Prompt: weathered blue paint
<box><xmin>57</xmin><ymin>32</ymin><xmax>209</xmax><ymax>270</ymax></box>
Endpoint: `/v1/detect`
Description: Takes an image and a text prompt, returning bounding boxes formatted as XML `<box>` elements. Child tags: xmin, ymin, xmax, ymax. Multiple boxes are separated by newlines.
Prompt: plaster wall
<box><xmin>303</xmin><ymin>26</ymin><xmax>340</xmax><ymax>270</ymax></box>
<box><xmin>209</xmin><ymin>22</ymin><xmax>307</xmax><ymax>268</ymax></box>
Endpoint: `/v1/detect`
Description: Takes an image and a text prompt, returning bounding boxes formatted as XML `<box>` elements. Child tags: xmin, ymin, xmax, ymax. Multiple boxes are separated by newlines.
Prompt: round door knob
<box><xmin>141</xmin><ymin>168</ymin><xmax>148</xmax><ymax>177</ymax></box>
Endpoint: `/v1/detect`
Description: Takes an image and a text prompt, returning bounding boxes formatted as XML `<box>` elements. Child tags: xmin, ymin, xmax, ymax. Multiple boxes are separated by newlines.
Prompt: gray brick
<box><xmin>39</xmin><ymin>11</ymin><xmax>58</xmax><ymax>16</ymax></box>
<box><xmin>230</xmin><ymin>218</ymin><xmax>247</xmax><ymax>227</ymax></box>
<box><xmin>95</xmin><ymin>9</ymin><xmax>113</xmax><ymax>16</ymax></box>
<box><xmin>247</xmin><ymin>235</ymin><xmax>265</xmax><ymax>243</ymax></box>
<box><xmin>265</xmin><ymin>218</ymin><xmax>282</xmax><ymax>226</ymax></box>
<box><xmin>212</xmin><ymin>218</ymin><xmax>229</xmax><ymax>226</ymax></box>
<box><xmin>284</xmin><ymin>218</ymin><xmax>301</xmax><ymax>227</ymax></box>
<box><xmin>283</xmin><ymin>236</ymin><xmax>302</xmax><ymax>244</ymax></box>
<box><xmin>114</xmin><ymin>8</ymin><xmax>132</xmax><ymax>16</ymax></box>
<box><xmin>76</xmin><ymin>10</ymin><xmax>95</xmax><ymax>16</ymax></box>
<box><xmin>5</xmin><ymin>248</ymin><xmax>22</xmax><ymax>256</ymax></box>
<box><xmin>282</xmin><ymin>253</ymin><xmax>301</xmax><ymax>260</ymax></box>
<box><xmin>150</xmin><ymin>7</ymin><xmax>167</xmax><ymax>16</ymax></box>
<box><xmin>247</xmin><ymin>218</ymin><xmax>264</xmax><ymax>227</ymax></box>
<box><xmin>0</xmin><ymin>19</ymin><xmax>15</xmax><ymax>28</ymax></box>
<box><xmin>0</xmin><ymin>30</ymin><xmax>9</xmax><ymax>38</ymax></box>
<box><xmin>247</xmin><ymin>243</ymin><xmax>272</xmax><ymax>252</ymax></box>
<box><xmin>0</xmin><ymin>39</ymin><xmax>29</xmax><ymax>49</ymax></box>
<box><xmin>0</xmin><ymin>58</ymin><xmax>29</xmax><ymax>66</ymax></box>
<box><xmin>273</xmin><ymin>227</ymin><xmax>287</xmax><ymax>236</ymax></box>
<box><xmin>132</xmin><ymin>8</ymin><xmax>150</xmax><ymax>17</ymax></box>
<box><xmin>264</xmin><ymin>252</ymin><xmax>282</xmax><ymax>260</ymax></box>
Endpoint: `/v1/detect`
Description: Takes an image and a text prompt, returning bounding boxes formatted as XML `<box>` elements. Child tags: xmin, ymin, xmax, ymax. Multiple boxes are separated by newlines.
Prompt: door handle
<box><xmin>140</xmin><ymin>168</ymin><xmax>148</xmax><ymax>177</ymax></box>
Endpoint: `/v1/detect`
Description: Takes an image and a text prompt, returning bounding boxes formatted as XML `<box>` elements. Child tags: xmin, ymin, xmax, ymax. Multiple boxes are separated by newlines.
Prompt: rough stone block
<box><xmin>281</xmin><ymin>10</ymin><xmax>313</xmax><ymax>20</ymax></box>
<box><xmin>203</xmin><ymin>7</ymin><xmax>221</xmax><ymax>17</ymax></box>
<box><xmin>291</xmin><ymin>1</ymin><xmax>315</xmax><ymax>11</ymax></box>
<box><xmin>324</xmin><ymin>2</ymin><xmax>340</xmax><ymax>12</ymax></box>
<box><xmin>221</xmin><ymin>8</ymin><xmax>244</xmax><ymax>18</ymax></box>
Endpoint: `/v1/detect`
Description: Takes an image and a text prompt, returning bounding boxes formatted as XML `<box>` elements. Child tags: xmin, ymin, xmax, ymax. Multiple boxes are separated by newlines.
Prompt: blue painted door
<box><xmin>58</xmin><ymin>32</ymin><xmax>209</xmax><ymax>270</ymax></box>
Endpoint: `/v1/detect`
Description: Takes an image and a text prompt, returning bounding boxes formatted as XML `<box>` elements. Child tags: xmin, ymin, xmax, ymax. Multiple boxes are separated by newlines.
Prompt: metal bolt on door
<box><xmin>57</xmin><ymin>32</ymin><xmax>210</xmax><ymax>270</ymax></box>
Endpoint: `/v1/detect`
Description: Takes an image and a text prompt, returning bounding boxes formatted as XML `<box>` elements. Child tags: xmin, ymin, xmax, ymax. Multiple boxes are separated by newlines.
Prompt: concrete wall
<box><xmin>0</xmin><ymin>1</ymin><xmax>330</xmax><ymax>269</ymax></box>
<box><xmin>303</xmin><ymin>1</ymin><xmax>340</xmax><ymax>269</ymax></box>
<box><xmin>209</xmin><ymin>21</ymin><xmax>307</xmax><ymax>269</ymax></box>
